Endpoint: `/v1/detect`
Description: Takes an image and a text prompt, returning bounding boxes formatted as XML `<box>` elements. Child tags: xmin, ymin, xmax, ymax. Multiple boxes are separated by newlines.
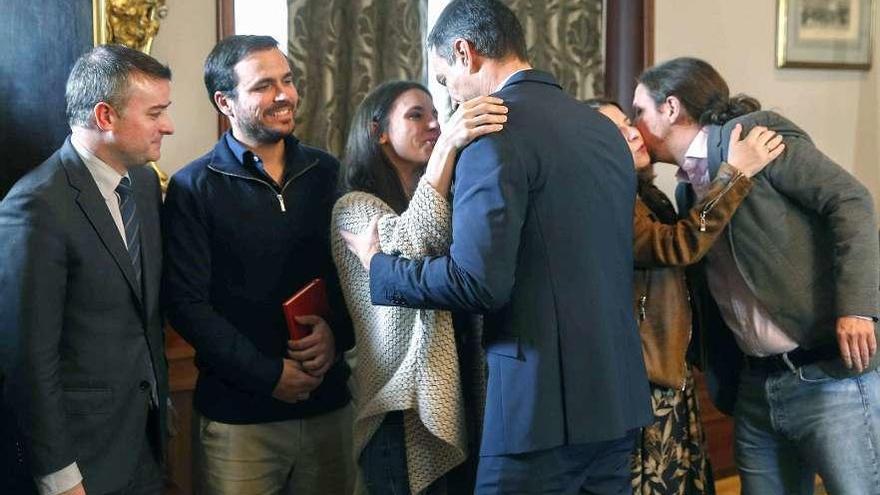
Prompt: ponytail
<box><xmin>700</xmin><ymin>94</ymin><xmax>761</xmax><ymax>125</ymax></box>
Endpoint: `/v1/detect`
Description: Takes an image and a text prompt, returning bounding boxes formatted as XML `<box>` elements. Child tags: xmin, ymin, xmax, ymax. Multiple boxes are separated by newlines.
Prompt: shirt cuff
<box><xmin>847</xmin><ymin>315</ymin><xmax>876</xmax><ymax>322</ymax></box>
<box><xmin>36</xmin><ymin>462</ymin><xmax>82</xmax><ymax>495</ymax></box>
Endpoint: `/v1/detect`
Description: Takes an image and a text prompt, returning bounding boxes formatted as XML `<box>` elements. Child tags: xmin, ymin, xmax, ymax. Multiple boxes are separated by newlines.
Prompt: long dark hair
<box><xmin>638</xmin><ymin>57</ymin><xmax>760</xmax><ymax>126</ymax></box>
<box><xmin>341</xmin><ymin>80</ymin><xmax>430</xmax><ymax>214</ymax></box>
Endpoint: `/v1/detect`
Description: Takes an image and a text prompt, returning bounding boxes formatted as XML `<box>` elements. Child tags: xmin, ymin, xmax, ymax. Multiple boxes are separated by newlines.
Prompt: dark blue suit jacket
<box><xmin>369</xmin><ymin>70</ymin><xmax>652</xmax><ymax>456</ymax></box>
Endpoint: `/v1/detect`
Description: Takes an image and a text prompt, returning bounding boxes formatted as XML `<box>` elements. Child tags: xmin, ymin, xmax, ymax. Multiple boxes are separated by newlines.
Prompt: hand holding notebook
<box><xmin>282</xmin><ymin>278</ymin><xmax>329</xmax><ymax>340</ymax></box>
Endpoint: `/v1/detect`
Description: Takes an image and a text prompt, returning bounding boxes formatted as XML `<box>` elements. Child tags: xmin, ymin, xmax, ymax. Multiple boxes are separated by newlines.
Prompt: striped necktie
<box><xmin>116</xmin><ymin>176</ymin><xmax>157</xmax><ymax>406</ymax></box>
<box><xmin>115</xmin><ymin>176</ymin><xmax>142</xmax><ymax>286</ymax></box>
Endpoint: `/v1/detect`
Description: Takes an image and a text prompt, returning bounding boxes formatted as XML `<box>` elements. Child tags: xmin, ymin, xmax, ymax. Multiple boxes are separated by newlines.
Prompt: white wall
<box><xmin>151</xmin><ymin>0</ymin><xmax>219</xmax><ymax>177</ymax></box>
<box><xmin>652</xmin><ymin>0</ymin><xmax>880</xmax><ymax>211</ymax></box>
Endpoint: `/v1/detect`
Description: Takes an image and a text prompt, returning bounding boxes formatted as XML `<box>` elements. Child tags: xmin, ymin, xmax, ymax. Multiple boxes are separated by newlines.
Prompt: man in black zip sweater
<box><xmin>162</xmin><ymin>35</ymin><xmax>354</xmax><ymax>495</ymax></box>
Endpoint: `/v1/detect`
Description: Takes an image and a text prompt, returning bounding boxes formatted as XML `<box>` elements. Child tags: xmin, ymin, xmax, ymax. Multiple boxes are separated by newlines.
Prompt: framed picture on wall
<box><xmin>777</xmin><ymin>0</ymin><xmax>875</xmax><ymax>69</ymax></box>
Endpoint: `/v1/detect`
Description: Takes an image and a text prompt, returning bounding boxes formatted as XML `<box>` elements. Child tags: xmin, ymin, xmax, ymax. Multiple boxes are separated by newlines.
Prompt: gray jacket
<box><xmin>678</xmin><ymin>111</ymin><xmax>880</xmax><ymax>413</ymax></box>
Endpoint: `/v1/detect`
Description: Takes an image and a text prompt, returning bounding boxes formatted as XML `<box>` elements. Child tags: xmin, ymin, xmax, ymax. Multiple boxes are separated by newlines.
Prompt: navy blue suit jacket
<box><xmin>369</xmin><ymin>70</ymin><xmax>652</xmax><ymax>456</ymax></box>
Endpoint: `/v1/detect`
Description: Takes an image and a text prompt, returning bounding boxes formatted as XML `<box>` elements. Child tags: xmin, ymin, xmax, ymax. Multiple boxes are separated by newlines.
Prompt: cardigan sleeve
<box><xmin>335</xmin><ymin>179</ymin><xmax>452</xmax><ymax>261</ymax></box>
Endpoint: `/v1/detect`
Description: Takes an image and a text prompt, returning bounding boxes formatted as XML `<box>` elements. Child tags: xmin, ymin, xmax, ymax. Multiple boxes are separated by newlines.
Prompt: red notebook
<box><xmin>282</xmin><ymin>278</ymin><xmax>329</xmax><ymax>340</ymax></box>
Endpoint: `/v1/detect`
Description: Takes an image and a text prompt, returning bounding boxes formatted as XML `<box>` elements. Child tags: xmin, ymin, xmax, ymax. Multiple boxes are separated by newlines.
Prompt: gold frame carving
<box><xmin>93</xmin><ymin>0</ymin><xmax>168</xmax><ymax>53</ymax></box>
<box><xmin>92</xmin><ymin>0</ymin><xmax>170</xmax><ymax>189</ymax></box>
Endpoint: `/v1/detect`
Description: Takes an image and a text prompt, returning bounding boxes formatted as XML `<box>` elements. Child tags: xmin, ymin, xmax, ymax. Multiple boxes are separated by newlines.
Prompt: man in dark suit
<box><xmin>633</xmin><ymin>57</ymin><xmax>880</xmax><ymax>494</ymax></box>
<box><xmin>0</xmin><ymin>45</ymin><xmax>173</xmax><ymax>495</ymax></box>
<box><xmin>342</xmin><ymin>1</ymin><xmax>652</xmax><ymax>492</ymax></box>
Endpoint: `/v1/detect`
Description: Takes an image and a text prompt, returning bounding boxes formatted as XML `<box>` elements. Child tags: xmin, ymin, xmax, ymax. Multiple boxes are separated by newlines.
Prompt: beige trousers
<box><xmin>193</xmin><ymin>404</ymin><xmax>354</xmax><ymax>495</ymax></box>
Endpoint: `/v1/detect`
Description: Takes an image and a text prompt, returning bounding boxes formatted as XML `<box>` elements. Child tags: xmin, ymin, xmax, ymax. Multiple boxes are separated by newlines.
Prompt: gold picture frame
<box><xmin>777</xmin><ymin>0</ymin><xmax>875</xmax><ymax>69</ymax></box>
<box><xmin>92</xmin><ymin>0</ymin><xmax>170</xmax><ymax>189</ymax></box>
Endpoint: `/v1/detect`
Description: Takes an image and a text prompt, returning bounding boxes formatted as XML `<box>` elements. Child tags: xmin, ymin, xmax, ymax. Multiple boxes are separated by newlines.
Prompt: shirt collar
<box><xmin>676</xmin><ymin>126</ymin><xmax>710</xmax><ymax>185</ymax></box>
<box><xmin>224</xmin><ymin>132</ymin><xmax>257</xmax><ymax>166</ymax></box>
<box><xmin>224</xmin><ymin>132</ymin><xmax>303</xmax><ymax>185</ymax></box>
<box><xmin>493</xmin><ymin>68</ymin><xmax>531</xmax><ymax>93</ymax></box>
<box><xmin>70</xmin><ymin>135</ymin><xmax>128</xmax><ymax>200</ymax></box>
<box><xmin>685</xmin><ymin>127</ymin><xmax>710</xmax><ymax>160</ymax></box>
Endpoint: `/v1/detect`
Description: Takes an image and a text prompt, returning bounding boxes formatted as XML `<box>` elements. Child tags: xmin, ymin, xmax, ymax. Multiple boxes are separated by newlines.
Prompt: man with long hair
<box><xmin>634</xmin><ymin>56</ymin><xmax>880</xmax><ymax>494</ymax></box>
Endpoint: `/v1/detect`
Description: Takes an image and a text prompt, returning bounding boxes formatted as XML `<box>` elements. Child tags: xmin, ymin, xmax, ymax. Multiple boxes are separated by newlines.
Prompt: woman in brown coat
<box><xmin>586</xmin><ymin>99</ymin><xmax>784</xmax><ymax>494</ymax></box>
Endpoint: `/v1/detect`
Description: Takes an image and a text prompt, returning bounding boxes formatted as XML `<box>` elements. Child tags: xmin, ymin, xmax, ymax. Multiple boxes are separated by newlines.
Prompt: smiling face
<box><xmin>108</xmin><ymin>75</ymin><xmax>174</xmax><ymax>168</ymax></box>
<box><xmin>632</xmin><ymin>83</ymin><xmax>675</xmax><ymax>163</ymax></box>
<box><xmin>597</xmin><ymin>104</ymin><xmax>651</xmax><ymax>170</ymax></box>
<box><xmin>379</xmin><ymin>88</ymin><xmax>440</xmax><ymax>172</ymax></box>
<box><xmin>222</xmin><ymin>47</ymin><xmax>298</xmax><ymax>145</ymax></box>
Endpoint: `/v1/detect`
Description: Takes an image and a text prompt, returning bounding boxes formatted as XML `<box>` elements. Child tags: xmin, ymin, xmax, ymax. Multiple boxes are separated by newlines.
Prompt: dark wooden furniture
<box><xmin>163</xmin><ymin>330</ymin><xmax>197</xmax><ymax>495</ymax></box>
<box><xmin>694</xmin><ymin>370</ymin><xmax>737</xmax><ymax>479</ymax></box>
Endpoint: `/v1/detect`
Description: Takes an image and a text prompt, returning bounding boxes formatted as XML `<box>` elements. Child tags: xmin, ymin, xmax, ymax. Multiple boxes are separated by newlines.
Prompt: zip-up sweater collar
<box><xmin>208</xmin><ymin>131</ymin><xmax>317</xmax><ymax>184</ymax></box>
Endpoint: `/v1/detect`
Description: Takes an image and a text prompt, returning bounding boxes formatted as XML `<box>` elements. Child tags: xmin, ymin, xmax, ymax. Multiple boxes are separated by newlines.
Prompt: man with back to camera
<box><xmin>633</xmin><ymin>56</ymin><xmax>880</xmax><ymax>494</ymax></box>
<box><xmin>342</xmin><ymin>1</ymin><xmax>653</xmax><ymax>493</ymax></box>
<box><xmin>0</xmin><ymin>44</ymin><xmax>173</xmax><ymax>495</ymax></box>
<box><xmin>161</xmin><ymin>35</ymin><xmax>354</xmax><ymax>494</ymax></box>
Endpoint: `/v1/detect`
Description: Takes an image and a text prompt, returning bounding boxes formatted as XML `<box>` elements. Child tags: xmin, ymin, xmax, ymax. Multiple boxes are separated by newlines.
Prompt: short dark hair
<box><xmin>65</xmin><ymin>44</ymin><xmax>171</xmax><ymax>128</ymax></box>
<box><xmin>427</xmin><ymin>0</ymin><xmax>528</xmax><ymax>64</ymax></box>
<box><xmin>638</xmin><ymin>57</ymin><xmax>760</xmax><ymax>126</ymax></box>
<box><xmin>340</xmin><ymin>80</ymin><xmax>430</xmax><ymax>214</ymax></box>
<box><xmin>204</xmin><ymin>35</ymin><xmax>280</xmax><ymax>111</ymax></box>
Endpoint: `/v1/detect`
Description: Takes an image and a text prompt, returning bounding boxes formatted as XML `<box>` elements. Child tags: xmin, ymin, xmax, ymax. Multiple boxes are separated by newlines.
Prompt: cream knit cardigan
<box><xmin>331</xmin><ymin>178</ymin><xmax>466</xmax><ymax>494</ymax></box>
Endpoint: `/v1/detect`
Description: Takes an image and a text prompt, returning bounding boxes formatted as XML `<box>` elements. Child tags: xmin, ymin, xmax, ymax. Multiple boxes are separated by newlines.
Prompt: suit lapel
<box><xmin>60</xmin><ymin>140</ymin><xmax>144</xmax><ymax>309</ymax></box>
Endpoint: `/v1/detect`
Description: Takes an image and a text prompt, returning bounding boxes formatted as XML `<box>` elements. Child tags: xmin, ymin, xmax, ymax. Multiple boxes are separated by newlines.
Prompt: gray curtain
<box><xmin>505</xmin><ymin>0</ymin><xmax>605</xmax><ymax>99</ymax></box>
<box><xmin>287</xmin><ymin>0</ymin><xmax>428</xmax><ymax>157</ymax></box>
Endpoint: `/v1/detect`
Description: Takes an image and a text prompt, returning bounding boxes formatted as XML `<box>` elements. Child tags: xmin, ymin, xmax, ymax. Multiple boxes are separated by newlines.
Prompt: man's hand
<box><xmin>726</xmin><ymin>124</ymin><xmax>785</xmax><ymax>177</ymax></box>
<box><xmin>287</xmin><ymin>315</ymin><xmax>336</xmax><ymax>377</ymax></box>
<box><xmin>61</xmin><ymin>483</ymin><xmax>86</xmax><ymax>495</ymax></box>
<box><xmin>340</xmin><ymin>216</ymin><xmax>380</xmax><ymax>270</ymax></box>
<box><xmin>836</xmin><ymin>316</ymin><xmax>878</xmax><ymax>372</ymax></box>
<box><xmin>271</xmin><ymin>358</ymin><xmax>322</xmax><ymax>403</ymax></box>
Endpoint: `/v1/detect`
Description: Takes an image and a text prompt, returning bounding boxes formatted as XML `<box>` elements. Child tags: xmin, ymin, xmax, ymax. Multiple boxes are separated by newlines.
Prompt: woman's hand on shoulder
<box><xmin>727</xmin><ymin>123</ymin><xmax>785</xmax><ymax>178</ymax></box>
<box><xmin>439</xmin><ymin>96</ymin><xmax>508</xmax><ymax>151</ymax></box>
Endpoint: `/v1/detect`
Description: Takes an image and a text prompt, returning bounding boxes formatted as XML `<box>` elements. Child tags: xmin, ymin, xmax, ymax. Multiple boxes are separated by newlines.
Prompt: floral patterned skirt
<box><xmin>631</xmin><ymin>369</ymin><xmax>715</xmax><ymax>495</ymax></box>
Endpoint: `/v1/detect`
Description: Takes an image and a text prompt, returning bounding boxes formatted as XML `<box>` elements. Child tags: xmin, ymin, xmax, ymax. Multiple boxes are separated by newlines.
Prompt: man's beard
<box><xmin>237</xmin><ymin>103</ymin><xmax>296</xmax><ymax>144</ymax></box>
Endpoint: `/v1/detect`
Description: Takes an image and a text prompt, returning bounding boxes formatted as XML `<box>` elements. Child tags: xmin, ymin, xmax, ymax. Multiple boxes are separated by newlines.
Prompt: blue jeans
<box><xmin>359</xmin><ymin>411</ymin><xmax>446</xmax><ymax>495</ymax></box>
<box><xmin>734</xmin><ymin>363</ymin><xmax>880</xmax><ymax>495</ymax></box>
<box><xmin>475</xmin><ymin>431</ymin><xmax>637</xmax><ymax>495</ymax></box>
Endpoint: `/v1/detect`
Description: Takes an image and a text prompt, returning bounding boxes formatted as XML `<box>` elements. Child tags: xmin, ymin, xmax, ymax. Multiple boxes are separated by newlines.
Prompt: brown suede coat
<box><xmin>633</xmin><ymin>163</ymin><xmax>751</xmax><ymax>389</ymax></box>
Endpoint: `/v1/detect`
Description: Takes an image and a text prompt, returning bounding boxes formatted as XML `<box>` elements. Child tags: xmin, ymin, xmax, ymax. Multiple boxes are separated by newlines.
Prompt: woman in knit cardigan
<box><xmin>331</xmin><ymin>81</ymin><xmax>507</xmax><ymax>495</ymax></box>
<box><xmin>586</xmin><ymin>99</ymin><xmax>784</xmax><ymax>494</ymax></box>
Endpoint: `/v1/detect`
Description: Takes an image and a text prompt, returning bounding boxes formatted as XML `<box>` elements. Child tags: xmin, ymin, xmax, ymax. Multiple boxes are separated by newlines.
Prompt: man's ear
<box><xmin>214</xmin><ymin>91</ymin><xmax>234</xmax><ymax>118</ymax></box>
<box><xmin>93</xmin><ymin>102</ymin><xmax>116</xmax><ymax>131</ymax></box>
<box><xmin>452</xmin><ymin>38</ymin><xmax>481</xmax><ymax>73</ymax></box>
<box><xmin>665</xmin><ymin>95</ymin><xmax>685</xmax><ymax>124</ymax></box>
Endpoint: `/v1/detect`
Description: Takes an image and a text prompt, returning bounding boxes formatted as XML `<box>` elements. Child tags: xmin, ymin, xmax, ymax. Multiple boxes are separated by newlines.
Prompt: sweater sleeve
<box><xmin>335</xmin><ymin>180</ymin><xmax>452</xmax><ymax>261</ymax></box>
